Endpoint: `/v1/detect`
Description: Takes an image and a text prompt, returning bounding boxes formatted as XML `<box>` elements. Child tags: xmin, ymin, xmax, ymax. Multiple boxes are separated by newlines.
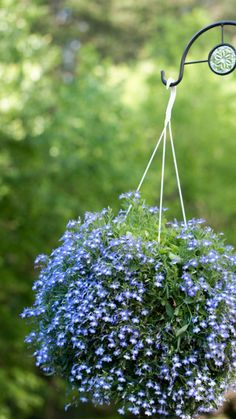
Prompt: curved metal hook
<box><xmin>161</xmin><ymin>20</ymin><xmax>236</xmax><ymax>87</ymax></box>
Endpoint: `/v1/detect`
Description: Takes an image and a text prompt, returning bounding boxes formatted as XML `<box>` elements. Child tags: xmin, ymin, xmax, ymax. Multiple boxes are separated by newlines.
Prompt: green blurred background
<box><xmin>1</xmin><ymin>1</ymin><xmax>235</xmax><ymax>418</ymax></box>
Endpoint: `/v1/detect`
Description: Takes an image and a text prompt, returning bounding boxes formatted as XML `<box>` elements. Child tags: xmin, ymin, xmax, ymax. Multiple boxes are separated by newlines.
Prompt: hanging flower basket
<box><xmin>22</xmin><ymin>192</ymin><xmax>236</xmax><ymax>419</ymax></box>
<box><xmin>22</xmin><ymin>20</ymin><xmax>236</xmax><ymax>417</ymax></box>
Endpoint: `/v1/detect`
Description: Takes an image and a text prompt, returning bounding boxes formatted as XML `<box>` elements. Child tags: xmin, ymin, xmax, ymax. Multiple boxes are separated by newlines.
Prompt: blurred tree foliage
<box><xmin>0</xmin><ymin>0</ymin><xmax>235</xmax><ymax>418</ymax></box>
<box><xmin>48</xmin><ymin>0</ymin><xmax>235</xmax><ymax>62</ymax></box>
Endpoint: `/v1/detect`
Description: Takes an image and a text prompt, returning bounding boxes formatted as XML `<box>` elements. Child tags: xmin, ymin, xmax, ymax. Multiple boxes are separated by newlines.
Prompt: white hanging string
<box><xmin>158</xmin><ymin>123</ymin><xmax>167</xmax><ymax>242</ymax></box>
<box><xmin>126</xmin><ymin>82</ymin><xmax>174</xmax><ymax>216</ymax></box>
<box><xmin>168</xmin><ymin>121</ymin><xmax>187</xmax><ymax>226</ymax></box>
<box><xmin>126</xmin><ymin>127</ymin><xmax>165</xmax><ymax>215</ymax></box>
<box><xmin>126</xmin><ymin>77</ymin><xmax>187</xmax><ymax>241</ymax></box>
<box><xmin>136</xmin><ymin>127</ymin><xmax>165</xmax><ymax>192</ymax></box>
<box><xmin>158</xmin><ymin>78</ymin><xmax>177</xmax><ymax>241</ymax></box>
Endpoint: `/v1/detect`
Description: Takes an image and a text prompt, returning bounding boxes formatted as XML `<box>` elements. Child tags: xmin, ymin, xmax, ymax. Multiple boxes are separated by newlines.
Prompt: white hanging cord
<box><xmin>158</xmin><ymin>125</ymin><xmax>167</xmax><ymax>242</ymax></box>
<box><xmin>158</xmin><ymin>78</ymin><xmax>178</xmax><ymax>241</ymax></box>
<box><xmin>126</xmin><ymin>80</ymin><xmax>176</xmax><ymax>216</ymax></box>
<box><xmin>164</xmin><ymin>78</ymin><xmax>177</xmax><ymax>127</ymax></box>
<box><xmin>126</xmin><ymin>78</ymin><xmax>187</xmax><ymax>239</ymax></box>
<box><xmin>126</xmin><ymin>127</ymin><xmax>165</xmax><ymax>216</ymax></box>
<box><xmin>168</xmin><ymin>121</ymin><xmax>187</xmax><ymax>227</ymax></box>
<box><xmin>136</xmin><ymin>127</ymin><xmax>165</xmax><ymax>193</ymax></box>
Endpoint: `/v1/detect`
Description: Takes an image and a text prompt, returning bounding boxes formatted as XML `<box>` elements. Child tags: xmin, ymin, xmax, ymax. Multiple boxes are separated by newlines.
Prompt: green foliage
<box><xmin>55</xmin><ymin>0</ymin><xmax>235</xmax><ymax>62</ymax></box>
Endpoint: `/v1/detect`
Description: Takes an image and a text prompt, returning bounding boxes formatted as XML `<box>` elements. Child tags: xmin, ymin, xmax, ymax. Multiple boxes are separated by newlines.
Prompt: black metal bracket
<box><xmin>161</xmin><ymin>20</ymin><xmax>236</xmax><ymax>86</ymax></box>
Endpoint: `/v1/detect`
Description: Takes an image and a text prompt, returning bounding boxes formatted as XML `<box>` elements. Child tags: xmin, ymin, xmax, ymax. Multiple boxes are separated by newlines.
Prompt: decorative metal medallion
<box><xmin>208</xmin><ymin>43</ymin><xmax>236</xmax><ymax>75</ymax></box>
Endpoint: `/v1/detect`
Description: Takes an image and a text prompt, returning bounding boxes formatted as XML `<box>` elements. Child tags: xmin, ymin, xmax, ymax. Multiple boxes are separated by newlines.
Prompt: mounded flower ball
<box><xmin>22</xmin><ymin>192</ymin><xmax>236</xmax><ymax>418</ymax></box>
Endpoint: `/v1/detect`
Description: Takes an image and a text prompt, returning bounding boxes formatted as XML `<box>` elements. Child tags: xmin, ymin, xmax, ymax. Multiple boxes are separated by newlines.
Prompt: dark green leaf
<box><xmin>165</xmin><ymin>302</ymin><xmax>174</xmax><ymax>318</ymax></box>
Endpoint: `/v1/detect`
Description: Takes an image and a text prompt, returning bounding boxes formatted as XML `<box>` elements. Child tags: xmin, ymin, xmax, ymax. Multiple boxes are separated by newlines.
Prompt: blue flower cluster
<box><xmin>22</xmin><ymin>192</ymin><xmax>236</xmax><ymax>418</ymax></box>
